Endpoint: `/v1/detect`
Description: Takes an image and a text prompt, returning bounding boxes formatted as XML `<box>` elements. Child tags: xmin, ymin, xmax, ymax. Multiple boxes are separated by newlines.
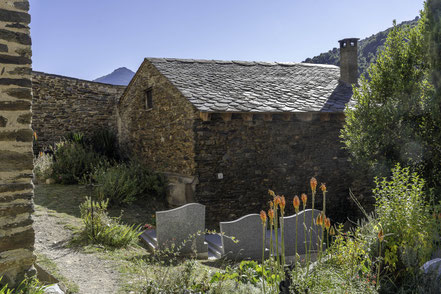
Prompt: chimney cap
<box><xmin>338</xmin><ymin>38</ymin><xmax>360</xmax><ymax>46</ymax></box>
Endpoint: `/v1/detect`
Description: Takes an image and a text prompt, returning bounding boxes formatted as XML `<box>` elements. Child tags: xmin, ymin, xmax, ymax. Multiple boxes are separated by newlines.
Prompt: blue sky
<box><xmin>30</xmin><ymin>0</ymin><xmax>424</xmax><ymax>81</ymax></box>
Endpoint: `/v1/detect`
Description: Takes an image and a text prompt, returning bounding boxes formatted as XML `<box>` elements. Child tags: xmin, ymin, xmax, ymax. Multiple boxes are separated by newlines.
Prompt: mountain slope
<box><xmin>94</xmin><ymin>67</ymin><xmax>135</xmax><ymax>86</ymax></box>
<box><xmin>303</xmin><ymin>17</ymin><xmax>419</xmax><ymax>77</ymax></box>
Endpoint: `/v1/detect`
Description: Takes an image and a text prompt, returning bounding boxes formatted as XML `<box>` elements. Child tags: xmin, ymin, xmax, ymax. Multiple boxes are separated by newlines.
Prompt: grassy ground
<box><xmin>33</xmin><ymin>184</ymin><xmax>231</xmax><ymax>293</ymax></box>
<box><xmin>34</xmin><ymin>184</ymin><xmax>160</xmax><ymax>227</ymax></box>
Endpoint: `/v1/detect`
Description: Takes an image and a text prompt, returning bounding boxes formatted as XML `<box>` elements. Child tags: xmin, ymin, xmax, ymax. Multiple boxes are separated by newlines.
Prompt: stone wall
<box><xmin>194</xmin><ymin>112</ymin><xmax>361</xmax><ymax>228</ymax></box>
<box><xmin>0</xmin><ymin>0</ymin><xmax>35</xmax><ymax>285</ymax></box>
<box><xmin>32</xmin><ymin>72</ymin><xmax>125</xmax><ymax>152</ymax></box>
<box><xmin>117</xmin><ymin>60</ymin><xmax>197</xmax><ymax>176</ymax></box>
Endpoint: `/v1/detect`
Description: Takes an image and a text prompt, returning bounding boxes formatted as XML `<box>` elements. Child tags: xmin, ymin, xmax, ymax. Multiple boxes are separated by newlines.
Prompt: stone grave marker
<box><xmin>156</xmin><ymin>203</ymin><xmax>208</xmax><ymax>258</ymax></box>
<box><xmin>220</xmin><ymin>214</ymin><xmax>266</xmax><ymax>260</ymax></box>
<box><xmin>281</xmin><ymin>209</ymin><xmax>322</xmax><ymax>257</ymax></box>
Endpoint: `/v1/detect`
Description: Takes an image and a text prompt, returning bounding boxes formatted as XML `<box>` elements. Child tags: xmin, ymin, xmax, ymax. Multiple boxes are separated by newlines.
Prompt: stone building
<box><xmin>31</xmin><ymin>71</ymin><xmax>125</xmax><ymax>153</ymax></box>
<box><xmin>118</xmin><ymin>38</ymin><xmax>360</xmax><ymax>227</ymax></box>
<box><xmin>0</xmin><ymin>0</ymin><xmax>35</xmax><ymax>286</ymax></box>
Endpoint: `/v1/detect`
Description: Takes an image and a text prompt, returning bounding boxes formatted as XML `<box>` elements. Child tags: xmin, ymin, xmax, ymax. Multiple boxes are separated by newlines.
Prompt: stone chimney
<box><xmin>338</xmin><ymin>38</ymin><xmax>359</xmax><ymax>84</ymax></box>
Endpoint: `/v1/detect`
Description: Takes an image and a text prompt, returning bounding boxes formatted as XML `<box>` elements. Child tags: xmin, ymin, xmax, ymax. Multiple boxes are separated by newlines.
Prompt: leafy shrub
<box><xmin>33</xmin><ymin>152</ymin><xmax>54</xmax><ymax>182</ymax></box>
<box><xmin>89</xmin><ymin>129</ymin><xmax>119</xmax><ymax>161</ymax></box>
<box><xmin>374</xmin><ymin>165</ymin><xmax>434</xmax><ymax>275</ymax></box>
<box><xmin>51</xmin><ymin>141</ymin><xmax>105</xmax><ymax>184</ymax></box>
<box><xmin>79</xmin><ymin>197</ymin><xmax>141</xmax><ymax>248</ymax></box>
<box><xmin>92</xmin><ymin>161</ymin><xmax>166</xmax><ymax>206</ymax></box>
<box><xmin>64</xmin><ymin>132</ymin><xmax>85</xmax><ymax>146</ymax></box>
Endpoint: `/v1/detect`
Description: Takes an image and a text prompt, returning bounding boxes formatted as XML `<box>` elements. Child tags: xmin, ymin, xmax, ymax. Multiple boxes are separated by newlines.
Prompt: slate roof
<box><xmin>147</xmin><ymin>58</ymin><xmax>354</xmax><ymax>113</ymax></box>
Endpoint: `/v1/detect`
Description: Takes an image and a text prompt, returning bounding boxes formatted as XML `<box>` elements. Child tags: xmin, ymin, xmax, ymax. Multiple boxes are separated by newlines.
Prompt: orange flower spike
<box><xmin>268</xmin><ymin>209</ymin><xmax>274</xmax><ymax>221</ymax></box>
<box><xmin>310</xmin><ymin>177</ymin><xmax>317</xmax><ymax>193</ymax></box>
<box><xmin>274</xmin><ymin>195</ymin><xmax>281</xmax><ymax>208</ymax></box>
<box><xmin>268</xmin><ymin>189</ymin><xmax>275</xmax><ymax>197</ymax></box>
<box><xmin>301</xmin><ymin>193</ymin><xmax>307</xmax><ymax>207</ymax></box>
<box><xmin>280</xmin><ymin>195</ymin><xmax>286</xmax><ymax>213</ymax></box>
<box><xmin>316</xmin><ymin>213</ymin><xmax>323</xmax><ymax>226</ymax></box>
<box><xmin>320</xmin><ymin>183</ymin><xmax>327</xmax><ymax>193</ymax></box>
<box><xmin>325</xmin><ymin>217</ymin><xmax>331</xmax><ymax>231</ymax></box>
<box><xmin>260</xmin><ymin>210</ymin><xmax>267</xmax><ymax>225</ymax></box>
<box><xmin>330</xmin><ymin>226</ymin><xmax>336</xmax><ymax>236</ymax></box>
<box><xmin>293</xmin><ymin>195</ymin><xmax>300</xmax><ymax>213</ymax></box>
<box><xmin>269</xmin><ymin>200</ymin><xmax>274</xmax><ymax>208</ymax></box>
<box><xmin>378</xmin><ymin>229</ymin><xmax>384</xmax><ymax>242</ymax></box>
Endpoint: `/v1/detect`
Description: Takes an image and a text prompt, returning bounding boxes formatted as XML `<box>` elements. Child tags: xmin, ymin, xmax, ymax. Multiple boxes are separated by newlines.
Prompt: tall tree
<box><xmin>341</xmin><ymin>9</ymin><xmax>436</xmax><ymax>188</ymax></box>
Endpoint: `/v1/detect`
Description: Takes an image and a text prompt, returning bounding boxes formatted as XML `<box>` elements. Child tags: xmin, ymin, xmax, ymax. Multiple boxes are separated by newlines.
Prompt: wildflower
<box><xmin>268</xmin><ymin>209</ymin><xmax>274</xmax><ymax>222</ymax></box>
<box><xmin>268</xmin><ymin>189</ymin><xmax>275</xmax><ymax>197</ymax></box>
<box><xmin>316</xmin><ymin>213</ymin><xmax>323</xmax><ymax>226</ymax></box>
<box><xmin>260</xmin><ymin>210</ymin><xmax>267</xmax><ymax>225</ymax></box>
<box><xmin>301</xmin><ymin>193</ymin><xmax>307</xmax><ymax>206</ymax></box>
<box><xmin>274</xmin><ymin>195</ymin><xmax>281</xmax><ymax>207</ymax></box>
<box><xmin>325</xmin><ymin>217</ymin><xmax>331</xmax><ymax>231</ymax></box>
<box><xmin>320</xmin><ymin>183</ymin><xmax>327</xmax><ymax>192</ymax></box>
<box><xmin>280</xmin><ymin>195</ymin><xmax>286</xmax><ymax>213</ymax></box>
<box><xmin>330</xmin><ymin>226</ymin><xmax>335</xmax><ymax>236</ymax></box>
<box><xmin>293</xmin><ymin>195</ymin><xmax>300</xmax><ymax>212</ymax></box>
<box><xmin>378</xmin><ymin>229</ymin><xmax>384</xmax><ymax>242</ymax></box>
<box><xmin>310</xmin><ymin>177</ymin><xmax>317</xmax><ymax>193</ymax></box>
<box><xmin>269</xmin><ymin>200</ymin><xmax>274</xmax><ymax>208</ymax></box>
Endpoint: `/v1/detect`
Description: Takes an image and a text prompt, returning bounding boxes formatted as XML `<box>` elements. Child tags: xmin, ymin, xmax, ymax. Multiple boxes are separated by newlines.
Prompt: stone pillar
<box><xmin>338</xmin><ymin>38</ymin><xmax>359</xmax><ymax>85</ymax></box>
<box><xmin>0</xmin><ymin>0</ymin><xmax>36</xmax><ymax>286</ymax></box>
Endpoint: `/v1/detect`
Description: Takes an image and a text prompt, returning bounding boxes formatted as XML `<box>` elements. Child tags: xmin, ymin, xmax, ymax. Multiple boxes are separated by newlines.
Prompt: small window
<box><xmin>145</xmin><ymin>87</ymin><xmax>153</xmax><ymax>110</ymax></box>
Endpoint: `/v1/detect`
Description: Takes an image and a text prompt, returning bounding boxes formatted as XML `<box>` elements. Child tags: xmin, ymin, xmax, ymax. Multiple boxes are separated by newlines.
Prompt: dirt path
<box><xmin>33</xmin><ymin>195</ymin><xmax>122</xmax><ymax>293</ymax></box>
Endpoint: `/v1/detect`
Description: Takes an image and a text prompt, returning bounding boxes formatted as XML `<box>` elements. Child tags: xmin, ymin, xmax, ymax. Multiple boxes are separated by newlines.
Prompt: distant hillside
<box><xmin>94</xmin><ymin>67</ymin><xmax>135</xmax><ymax>86</ymax></box>
<box><xmin>303</xmin><ymin>17</ymin><xmax>419</xmax><ymax>77</ymax></box>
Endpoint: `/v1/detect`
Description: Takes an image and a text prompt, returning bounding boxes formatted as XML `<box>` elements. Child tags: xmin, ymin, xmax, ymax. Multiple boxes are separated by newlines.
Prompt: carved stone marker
<box><xmin>281</xmin><ymin>209</ymin><xmax>322</xmax><ymax>257</ymax></box>
<box><xmin>220</xmin><ymin>214</ymin><xmax>265</xmax><ymax>260</ymax></box>
<box><xmin>156</xmin><ymin>203</ymin><xmax>207</xmax><ymax>258</ymax></box>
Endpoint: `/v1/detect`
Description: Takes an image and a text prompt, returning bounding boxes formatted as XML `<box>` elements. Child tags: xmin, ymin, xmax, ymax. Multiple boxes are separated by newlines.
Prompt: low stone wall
<box><xmin>32</xmin><ymin>72</ymin><xmax>125</xmax><ymax>152</ymax></box>
<box><xmin>194</xmin><ymin>112</ymin><xmax>365</xmax><ymax>228</ymax></box>
<box><xmin>0</xmin><ymin>0</ymin><xmax>35</xmax><ymax>286</ymax></box>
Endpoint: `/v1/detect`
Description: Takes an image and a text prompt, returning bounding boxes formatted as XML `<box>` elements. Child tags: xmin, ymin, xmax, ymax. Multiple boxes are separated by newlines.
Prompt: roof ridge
<box><xmin>146</xmin><ymin>57</ymin><xmax>338</xmax><ymax>68</ymax></box>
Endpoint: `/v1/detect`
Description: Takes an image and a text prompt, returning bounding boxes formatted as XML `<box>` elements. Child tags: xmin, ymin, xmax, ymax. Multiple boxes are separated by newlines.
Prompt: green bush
<box><xmin>374</xmin><ymin>165</ymin><xmax>435</xmax><ymax>286</ymax></box>
<box><xmin>92</xmin><ymin>161</ymin><xmax>166</xmax><ymax>206</ymax></box>
<box><xmin>89</xmin><ymin>129</ymin><xmax>119</xmax><ymax>161</ymax></box>
<box><xmin>51</xmin><ymin>141</ymin><xmax>105</xmax><ymax>184</ymax></box>
<box><xmin>79</xmin><ymin>197</ymin><xmax>141</xmax><ymax>248</ymax></box>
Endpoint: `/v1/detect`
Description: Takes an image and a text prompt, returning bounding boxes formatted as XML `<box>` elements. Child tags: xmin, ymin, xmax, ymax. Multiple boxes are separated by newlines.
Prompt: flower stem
<box><xmin>262</xmin><ymin>223</ymin><xmax>266</xmax><ymax>294</ymax></box>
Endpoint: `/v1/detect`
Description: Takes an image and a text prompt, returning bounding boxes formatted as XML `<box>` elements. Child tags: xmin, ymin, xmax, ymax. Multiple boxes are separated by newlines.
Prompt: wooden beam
<box><xmin>282</xmin><ymin>113</ymin><xmax>292</xmax><ymax>121</ymax></box>
<box><xmin>320</xmin><ymin>113</ymin><xmax>331</xmax><ymax>122</ymax></box>
<box><xmin>242</xmin><ymin>113</ymin><xmax>253</xmax><ymax>121</ymax></box>
<box><xmin>221</xmin><ymin>113</ymin><xmax>232</xmax><ymax>122</ymax></box>
<box><xmin>199</xmin><ymin>112</ymin><xmax>211</xmax><ymax>121</ymax></box>
<box><xmin>263</xmin><ymin>113</ymin><xmax>273</xmax><ymax>121</ymax></box>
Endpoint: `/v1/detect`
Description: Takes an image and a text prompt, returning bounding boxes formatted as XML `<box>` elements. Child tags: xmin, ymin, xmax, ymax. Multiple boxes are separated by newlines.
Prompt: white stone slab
<box><xmin>220</xmin><ymin>214</ymin><xmax>266</xmax><ymax>260</ymax></box>
<box><xmin>156</xmin><ymin>203</ymin><xmax>207</xmax><ymax>257</ymax></box>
